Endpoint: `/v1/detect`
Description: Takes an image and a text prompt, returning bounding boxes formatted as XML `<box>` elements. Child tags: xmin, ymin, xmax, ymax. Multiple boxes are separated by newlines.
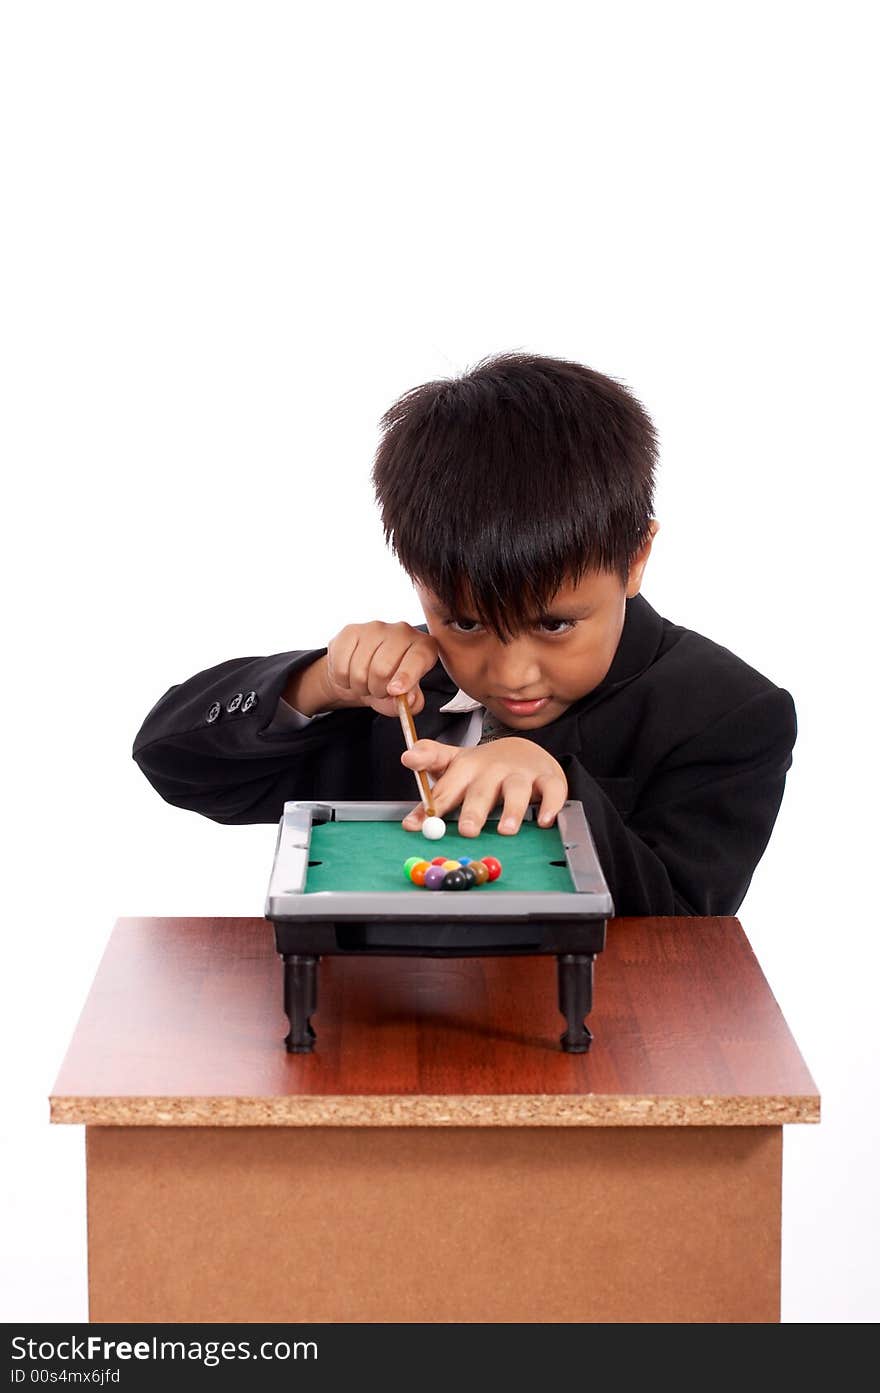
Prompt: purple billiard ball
<box><xmin>423</xmin><ymin>865</ymin><xmax>447</xmax><ymax>890</ymax></box>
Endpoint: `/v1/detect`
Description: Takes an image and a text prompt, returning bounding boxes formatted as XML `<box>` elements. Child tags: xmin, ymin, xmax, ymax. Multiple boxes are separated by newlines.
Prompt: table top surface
<box><xmin>269</xmin><ymin>803</ymin><xmax>613</xmax><ymax>917</ymax></box>
<box><xmin>305</xmin><ymin>818</ymin><xmax>569</xmax><ymax>893</ymax></box>
<box><xmin>50</xmin><ymin>916</ymin><xmax>819</xmax><ymax>1128</ymax></box>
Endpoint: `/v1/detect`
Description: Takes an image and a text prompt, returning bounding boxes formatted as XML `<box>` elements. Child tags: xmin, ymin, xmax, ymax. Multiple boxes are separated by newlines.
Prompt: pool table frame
<box><xmin>265</xmin><ymin>800</ymin><xmax>612</xmax><ymax>1056</ymax></box>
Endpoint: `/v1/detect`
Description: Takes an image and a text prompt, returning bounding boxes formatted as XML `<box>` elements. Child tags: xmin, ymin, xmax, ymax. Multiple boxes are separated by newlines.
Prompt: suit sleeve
<box><xmin>560</xmin><ymin>687</ymin><xmax>797</xmax><ymax>916</ymax></box>
<box><xmin>132</xmin><ymin>649</ymin><xmax>375</xmax><ymax>823</ymax></box>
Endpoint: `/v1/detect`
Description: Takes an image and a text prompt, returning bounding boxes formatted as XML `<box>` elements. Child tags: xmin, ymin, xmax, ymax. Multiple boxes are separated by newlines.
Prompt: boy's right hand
<box><xmin>313</xmin><ymin>621</ymin><xmax>440</xmax><ymax>718</ymax></box>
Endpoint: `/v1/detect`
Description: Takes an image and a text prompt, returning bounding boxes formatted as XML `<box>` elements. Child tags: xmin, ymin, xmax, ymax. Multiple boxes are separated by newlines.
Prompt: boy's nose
<box><xmin>486</xmin><ymin>647</ymin><xmax>543</xmax><ymax>696</ymax></box>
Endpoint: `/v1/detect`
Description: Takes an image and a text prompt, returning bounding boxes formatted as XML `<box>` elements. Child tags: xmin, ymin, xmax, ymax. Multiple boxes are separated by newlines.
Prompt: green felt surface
<box><xmin>303</xmin><ymin>819</ymin><xmax>574</xmax><ymax>893</ymax></box>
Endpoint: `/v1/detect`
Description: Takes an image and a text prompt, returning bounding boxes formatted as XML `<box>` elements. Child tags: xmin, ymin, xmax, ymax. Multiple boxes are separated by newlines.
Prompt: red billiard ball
<box><xmin>481</xmin><ymin>856</ymin><xmax>502</xmax><ymax>881</ymax></box>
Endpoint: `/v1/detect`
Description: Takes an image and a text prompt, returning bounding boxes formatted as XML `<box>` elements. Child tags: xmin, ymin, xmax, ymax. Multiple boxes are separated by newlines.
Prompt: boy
<box><xmin>132</xmin><ymin>352</ymin><xmax>796</xmax><ymax>916</ymax></box>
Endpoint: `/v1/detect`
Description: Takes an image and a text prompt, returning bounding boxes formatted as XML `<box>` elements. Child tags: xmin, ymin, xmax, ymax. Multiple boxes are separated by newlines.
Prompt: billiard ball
<box><xmin>410</xmin><ymin>860</ymin><xmax>431</xmax><ymax>886</ymax></box>
<box><xmin>458</xmin><ymin>857</ymin><xmax>472</xmax><ymax>866</ymax></box>
<box><xmin>442</xmin><ymin>869</ymin><xmax>468</xmax><ymax>890</ymax></box>
<box><xmin>469</xmin><ymin>860</ymin><xmax>490</xmax><ymax>885</ymax></box>
<box><xmin>423</xmin><ymin>865</ymin><xmax>447</xmax><ymax>890</ymax></box>
<box><xmin>422</xmin><ymin>816</ymin><xmax>447</xmax><ymax>840</ymax></box>
<box><xmin>460</xmin><ymin>866</ymin><xmax>477</xmax><ymax>889</ymax></box>
<box><xmin>441</xmin><ymin>859</ymin><xmax>461</xmax><ymax>871</ymax></box>
<box><xmin>481</xmin><ymin>856</ymin><xmax>502</xmax><ymax>881</ymax></box>
<box><xmin>403</xmin><ymin>856</ymin><xmax>423</xmax><ymax>880</ymax></box>
<box><xmin>430</xmin><ymin>857</ymin><xmax>446</xmax><ymax>865</ymax></box>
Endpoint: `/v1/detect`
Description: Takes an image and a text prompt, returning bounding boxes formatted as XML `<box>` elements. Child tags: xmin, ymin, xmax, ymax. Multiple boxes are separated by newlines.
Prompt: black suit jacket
<box><xmin>132</xmin><ymin>594</ymin><xmax>797</xmax><ymax>917</ymax></box>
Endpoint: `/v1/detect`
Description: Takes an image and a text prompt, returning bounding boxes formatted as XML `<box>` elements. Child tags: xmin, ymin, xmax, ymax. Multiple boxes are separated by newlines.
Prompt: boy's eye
<box><xmin>446</xmin><ymin>616</ymin><xmax>575</xmax><ymax>636</ymax></box>
<box><xmin>536</xmin><ymin>618</ymin><xmax>575</xmax><ymax>635</ymax></box>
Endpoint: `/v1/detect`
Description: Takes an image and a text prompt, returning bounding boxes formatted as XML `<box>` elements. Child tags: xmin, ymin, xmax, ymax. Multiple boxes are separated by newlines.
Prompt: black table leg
<box><xmin>557</xmin><ymin>953</ymin><xmax>594</xmax><ymax>1053</ymax></box>
<box><xmin>283</xmin><ymin>953</ymin><xmax>318</xmax><ymax>1053</ymax></box>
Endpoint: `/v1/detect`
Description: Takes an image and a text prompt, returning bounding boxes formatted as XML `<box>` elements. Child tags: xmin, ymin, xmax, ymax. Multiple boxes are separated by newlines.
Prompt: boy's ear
<box><xmin>625</xmin><ymin>519</ymin><xmax>659</xmax><ymax>598</ymax></box>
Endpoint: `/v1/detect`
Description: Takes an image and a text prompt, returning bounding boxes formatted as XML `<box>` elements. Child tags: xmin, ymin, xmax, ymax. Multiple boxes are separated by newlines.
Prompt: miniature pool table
<box><xmin>265</xmin><ymin>799</ymin><xmax>613</xmax><ymax>1054</ymax></box>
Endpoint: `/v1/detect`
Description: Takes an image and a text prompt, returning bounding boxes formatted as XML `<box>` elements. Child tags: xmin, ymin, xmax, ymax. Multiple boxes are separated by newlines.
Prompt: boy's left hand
<box><xmin>400</xmin><ymin>738</ymin><xmax>568</xmax><ymax>836</ymax></box>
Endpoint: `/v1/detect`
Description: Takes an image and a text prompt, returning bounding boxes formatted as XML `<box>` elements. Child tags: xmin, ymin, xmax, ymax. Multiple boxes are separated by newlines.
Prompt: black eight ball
<box><xmin>442</xmin><ymin>869</ymin><xmax>469</xmax><ymax>891</ymax></box>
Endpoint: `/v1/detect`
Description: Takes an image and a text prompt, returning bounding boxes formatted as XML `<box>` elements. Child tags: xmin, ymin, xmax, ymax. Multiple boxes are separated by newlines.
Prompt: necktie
<box><xmin>477</xmin><ymin>709</ymin><xmax>517</xmax><ymax>745</ymax></box>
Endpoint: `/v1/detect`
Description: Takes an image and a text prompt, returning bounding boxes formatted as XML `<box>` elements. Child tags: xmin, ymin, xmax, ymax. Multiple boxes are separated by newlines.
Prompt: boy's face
<box><xmin>414</xmin><ymin>523</ymin><xmax>657</xmax><ymax>731</ymax></box>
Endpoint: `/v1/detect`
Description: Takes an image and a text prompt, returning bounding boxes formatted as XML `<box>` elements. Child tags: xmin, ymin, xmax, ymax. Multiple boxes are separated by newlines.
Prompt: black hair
<box><xmin>371</xmin><ymin>350</ymin><xmax>658</xmax><ymax>639</ymax></box>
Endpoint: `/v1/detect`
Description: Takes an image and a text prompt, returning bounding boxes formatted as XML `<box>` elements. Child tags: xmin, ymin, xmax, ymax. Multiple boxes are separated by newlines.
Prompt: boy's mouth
<box><xmin>496</xmin><ymin>696</ymin><xmax>551</xmax><ymax>716</ymax></box>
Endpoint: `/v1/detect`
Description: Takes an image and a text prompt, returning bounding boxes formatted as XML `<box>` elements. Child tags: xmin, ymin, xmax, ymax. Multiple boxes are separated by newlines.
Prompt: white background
<box><xmin>1</xmin><ymin>1</ymin><xmax>877</xmax><ymax>1323</ymax></box>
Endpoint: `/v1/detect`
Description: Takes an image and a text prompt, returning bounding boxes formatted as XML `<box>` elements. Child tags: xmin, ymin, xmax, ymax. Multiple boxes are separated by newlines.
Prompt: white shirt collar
<box><xmin>438</xmin><ymin>688</ymin><xmax>483</xmax><ymax>714</ymax></box>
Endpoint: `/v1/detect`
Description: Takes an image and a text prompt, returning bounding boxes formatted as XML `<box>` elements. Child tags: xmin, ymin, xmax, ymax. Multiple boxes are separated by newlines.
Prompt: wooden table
<box><xmin>50</xmin><ymin>916</ymin><xmax>819</xmax><ymax>1324</ymax></box>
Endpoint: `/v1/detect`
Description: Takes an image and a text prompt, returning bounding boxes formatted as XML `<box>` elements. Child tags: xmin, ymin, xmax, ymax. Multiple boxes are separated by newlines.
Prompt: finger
<box><xmin>384</xmin><ymin>637</ymin><xmax>435</xmax><ymax>697</ymax></box>
<box><xmin>348</xmin><ymin>635</ymin><xmax>385</xmax><ymax>698</ymax></box>
<box><xmin>326</xmin><ymin>626</ymin><xmax>361</xmax><ymax>696</ymax></box>
<box><xmin>401</xmin><ymin>804</ymin><xmax>426</xmax><ymax>831</ymax></box>
<box><xmin>363</xmin><ymin>637</ymin><xmax>412</xmax><ymax>700</ymax></box>
<box><xmin>382</xmin><ymin>679</ymin><xmax>425</xmax><ymax>714</ymax></box>
<box><xmin>400</xmin><ymin>740</ymin><xmax>459</xmax><ymax>775</ymax></box>
<box><xmin>457</xmin><ymin>777</ymin><xmax>505</xmax><ymax>838</ymax></box>
<box><xmin>533</xmin><ymin>771</ymin><xmax>568</xmax><ymax>828</ymax></box>
<box><xmin>406</xmin><ymin>685</ymin><xmax>425</xmax><ymax>715</ymax></box>
<box><xmin>417</xmin><ymin>758</ymin><xmax>476</xmax><ymax>821</ymax></box>
<box><xmin>361</xmin><ymin>628</ymin><xmax>434</xmax><ymax>702</ymax></box>
<box><xmin>496</xmin><ymin>773</ymin><xmax>534</xmax><ymax>834</ymax></box>
<box><xmin>369</xmin><ymin>686</ymin><xmax>423</xmax><ymax>719</ymax></box>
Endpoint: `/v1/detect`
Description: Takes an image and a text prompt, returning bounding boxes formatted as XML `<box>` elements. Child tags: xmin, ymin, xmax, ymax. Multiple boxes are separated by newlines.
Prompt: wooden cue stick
<box><xmin>396</xmin><ymin>695</ymin><xmax>437</xmax><ymax>818</ymax></box>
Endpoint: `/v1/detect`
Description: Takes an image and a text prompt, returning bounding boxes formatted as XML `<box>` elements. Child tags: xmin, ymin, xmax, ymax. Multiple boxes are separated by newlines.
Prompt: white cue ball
<box><xmin>421</xmin><ymin>816</ymin><xmax>446</xmax><ymax>841</ymax></box>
